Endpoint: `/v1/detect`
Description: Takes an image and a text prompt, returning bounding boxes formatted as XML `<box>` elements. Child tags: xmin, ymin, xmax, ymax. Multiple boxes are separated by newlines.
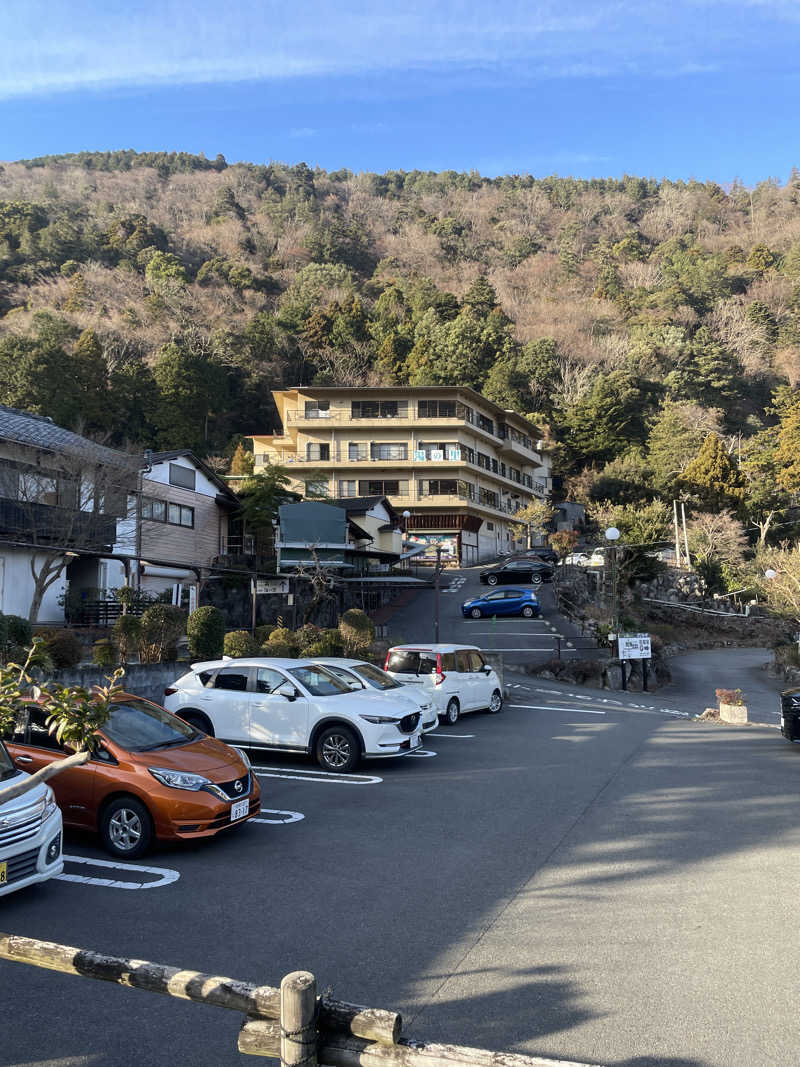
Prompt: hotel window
<box><xmin>352</xmin><ymin>400</ymin><xmax>408</xmax><ymax>419</ymax></box>
<box><xmin>305</xmin><ymin>480</ymin><xmax>329</xmax><ymax>497</ymax></box>
<box><xmin>463</xmin><ymin>447</ymin><xmax>475</xmax><ymax>465</ymax></box>
<box><xmin>370</xmin><ymin>443</ymin><xmax>408</xmax><ymax>461</ymax></box>
<box><xmin>419</xmin><ymin>479</ymin><xmax>458</xmax><ymax>496</ymax></box>
<box><xmin>304</xmin><ymin>399</ymin><xmax>330</xmax><ymax>418</ymax></box>
<box><xmin>305</xmin><ymin>443</ymin><xmax>330</xmax><ymax>461</ymax></box>
<box><xmin>479</xmin><ymin>488</ymin><xmax>499</xmax><ymax>508</ymax></box>
<box><xmin>348</xmin><ymin>442</ymin><xmax>367</xmax><ymax>460</ymax></box>
<box><xmin>358</xmin><ymin>479</ymin><xmax>408</xmax><ymax>496</ymax></box>
<box><xmin>500</xmin><ymin>463</ymin><xmax>506</xmax><ymax>477</ymax></box>
<box><xmin>338</xmin><ymin>480</ymin><xmax>357</xmax><ymax>497</ymax></box>
<box><xmin>418</xmin><ymin>400</ymin><xmax>457</xmax><ymax>418</ymax></box>
<box><xmin>477</xmin><ymin>452</ymin><xmax>491</xmax><ymax>471</ymax></box>
<box><xmin>477</xmin><ymin>414</ymin><xmax>495</xmax><ymax>435</ymax></box>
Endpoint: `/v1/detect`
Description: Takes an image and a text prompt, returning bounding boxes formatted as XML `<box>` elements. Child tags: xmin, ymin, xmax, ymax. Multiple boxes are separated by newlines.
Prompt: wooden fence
<box><xmin>0</xmin><ymin>933</ymin><xmax>598</xmax><ymax>1067</ymax></box>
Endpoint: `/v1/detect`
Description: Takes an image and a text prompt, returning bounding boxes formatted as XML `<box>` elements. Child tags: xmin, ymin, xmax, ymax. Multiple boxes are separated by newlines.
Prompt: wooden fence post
<box><xmin>281</xmin><ymin>971</ymin><xmax>318</xmax><ymax>1067</ymax></box>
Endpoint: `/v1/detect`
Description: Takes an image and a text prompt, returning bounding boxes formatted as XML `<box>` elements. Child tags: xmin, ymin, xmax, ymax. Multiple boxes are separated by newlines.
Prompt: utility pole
<box><xmin>673</xmin><ymin>499</ymin><xmax>682</xmax><ymax>569</ymax></box>
<box><xmin>681</xmin><ymin>501</ymin><xmax>691</xmax><ymax>571</ymax></box>
<box><xmin>434</xmin><ymin>543</ymin><xmax>442</xmax><ymax>643</ymax></box>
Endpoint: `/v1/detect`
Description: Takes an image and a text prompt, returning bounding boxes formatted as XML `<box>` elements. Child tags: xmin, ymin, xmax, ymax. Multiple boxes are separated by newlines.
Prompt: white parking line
<box><xmin>57</xmin><ymin>855</ymin><xmax>180</xmax><ymax>890</ymax></box>
<box><xmin>408</xmin><ymin>749</ymin><xmax>437</xmax><ymax>758</ymax></box>
<box><xmin>253</xmin><ymin>767</ymin><xmax>382</xmax><ymax>785</ymax></box>
<box><xmin>428</xmin><ymin>732</ymin><xmax>475</xmax><ymax>738</ymax></box>
<box><xmin>507</xmin><ymin>704</ymin><xmax>606</xmax><ymax>716</ymax></box>
<box><xmin>253</xmin><ymin>808</ymin><xmax>305</xmax><ymax>824</ymax></box>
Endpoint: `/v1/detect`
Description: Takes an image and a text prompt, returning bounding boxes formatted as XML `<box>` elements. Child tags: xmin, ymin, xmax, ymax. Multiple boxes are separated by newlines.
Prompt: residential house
<box><xmin>275</xmin><ymin>496</ymin><xmax>402</xmax><ymax>576</ymax></box>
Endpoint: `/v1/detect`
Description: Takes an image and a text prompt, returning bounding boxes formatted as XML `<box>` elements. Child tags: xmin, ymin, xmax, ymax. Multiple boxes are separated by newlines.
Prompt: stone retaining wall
<box><xmin>49</xmin><ymin>662</ymin><xmax>181</xmax><ymax>706</ymax></box>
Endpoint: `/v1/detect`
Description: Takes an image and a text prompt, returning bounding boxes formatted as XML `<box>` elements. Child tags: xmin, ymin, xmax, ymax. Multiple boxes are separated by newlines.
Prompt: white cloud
<box><xmin>0</xmin><ymin>0</ymin><xmax>791</xmax><ymax>100</ymax></box>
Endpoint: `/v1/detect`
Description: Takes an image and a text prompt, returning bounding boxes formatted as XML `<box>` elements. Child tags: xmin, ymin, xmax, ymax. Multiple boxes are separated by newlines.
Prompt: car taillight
<box><xmin>164</xmin><ymin>686</ymin><xmax>177</xmax><ymax>696</ymax></box>
<box><xmin>383</xmin><ymin>652</ymin><xmax>391</xmax><ymax>671</ymax></box>
<box><xmin>434</xmin><ymin>653</ymin><xmax>446</xmax><ymax>686</ymax></box>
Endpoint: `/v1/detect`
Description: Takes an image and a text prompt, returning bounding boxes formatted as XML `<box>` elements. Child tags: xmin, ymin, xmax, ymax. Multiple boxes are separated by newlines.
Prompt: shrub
<box><xmin>254</xmin><ymin>624</ymin><xmax>277</xmax><ymax>645</ymax></box>
<box><xmin>715</xmin><ymin>687</ymin><xmax>744</xmax><ymax>706</ymax></box>
<box><xmin>264</xmin><ymin>640</ymin><xmax>296</xmax><ymax>658</ymax></box>
<box><xmin>139</xmin><ymin>605</ymin><xmax>186</xmax><ymax>663</ymax></box>
<box><xmin>93</xmin><ymin>639</ymin><xmax>117</xmax><ymax>668</ymax></box>
<box><xmin>187</xmin><ymin>605</ymin><xmax>226</xmax><ymax>659</ymax></box>
<box><xmin>224</xmin><ymin>630</ymin><xmax>260</xmax><ymax>657</ymax></box>
<box><xmin>113</xmin><ymin>614</ymin><xmax>142</xmax><ymax>663</ymax></box>
<box><xmin>6</xmin><ymin>615</ymin><xmax>33</xmax><ymax>650</ymax></box>
<box><xmin>304</xmin><ymin>629</ymin><xmax>344</xmax><ymax>657</ymax></box>
<box><xmin>41</xmin><ymin>629</ymin><xmax>84</xmax><ymax>668</ymax></box>
<box><xmin>265</xmin><ymin>627</ymin><xmax>299</xmax><ymax>657</ymax></box>
<box><xmin>295</xmin><ymin>623</ymin><xmax>323</xmax><ymax>653</ymax></box>
<box><xmin>338</xmin><ymin>609</ymin><xmax>375</xmax><ymax>656</ymax></box>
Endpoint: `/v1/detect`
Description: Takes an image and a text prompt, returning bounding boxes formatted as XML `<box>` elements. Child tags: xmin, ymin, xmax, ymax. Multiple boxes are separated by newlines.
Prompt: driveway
<box><xmin>663</xmin><ymin>647</ymin><xmax>784</xmax><ymax>724</ymax></box>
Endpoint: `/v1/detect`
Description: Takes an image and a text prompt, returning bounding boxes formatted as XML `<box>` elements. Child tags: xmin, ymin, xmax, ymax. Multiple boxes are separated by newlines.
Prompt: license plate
<box><xmin>231</xmin><ymin>799</ymin><xmax>249</xmax><ymax>821</ymax></box>
<box><xmin>0</xmin><ymin>861</ymin><xmax>6</xmax><ymax>884</ymax></box>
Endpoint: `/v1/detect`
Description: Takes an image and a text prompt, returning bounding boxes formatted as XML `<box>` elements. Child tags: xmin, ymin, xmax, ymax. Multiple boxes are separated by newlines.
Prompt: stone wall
<box><xmin>49</xmin><ymin>662</ymin><xmax>182</xmax><ymax>706</ymax></box>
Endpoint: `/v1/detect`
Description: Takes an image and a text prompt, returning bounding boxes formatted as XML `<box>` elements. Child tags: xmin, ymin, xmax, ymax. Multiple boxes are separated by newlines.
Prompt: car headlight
<box><xmin>360</xmin><ymin>714</ymin><xmax>402</xmax><ymax>724</ymax></box>
<box><xmin>43</xmin><ymin>786</ymin><xmax>58</xmax><ymax>820</ymax></box>
<box><xmin>149</xmin><ymin>767</ymin><xmax>212</xmax><ymax>791</ymax></box>
<box><xmin>233</xmin><ymin>747</ymin><xmax>251</xmax><ymax>770</ymax></box>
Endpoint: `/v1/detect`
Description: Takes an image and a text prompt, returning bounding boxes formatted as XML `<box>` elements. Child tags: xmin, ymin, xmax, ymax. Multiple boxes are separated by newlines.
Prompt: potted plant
<box><xmin>715</xmin><ymin>687</ymin><xmax>748</xmax><ymax>724</ymax></box>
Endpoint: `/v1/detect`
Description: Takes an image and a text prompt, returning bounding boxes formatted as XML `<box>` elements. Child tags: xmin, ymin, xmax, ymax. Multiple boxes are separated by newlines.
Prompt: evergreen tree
<box><xmin>679</xmin><ymin>433</ymin><xmax>746</xmax><ymax>512</ymax></box>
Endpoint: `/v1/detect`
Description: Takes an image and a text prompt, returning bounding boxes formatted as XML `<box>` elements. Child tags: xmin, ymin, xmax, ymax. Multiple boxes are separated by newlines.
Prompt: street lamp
<box><xmin>605</xmin><ymin>526</ymin><xmax>621</xmax><ymax>667</ymax></box>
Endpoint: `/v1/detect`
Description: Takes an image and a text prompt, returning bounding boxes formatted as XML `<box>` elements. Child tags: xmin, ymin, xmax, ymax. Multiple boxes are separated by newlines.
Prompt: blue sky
<box><xmin>2</xmin><ymin>1</ymin><xmax>799</xmax><ymax>182</ymax></box>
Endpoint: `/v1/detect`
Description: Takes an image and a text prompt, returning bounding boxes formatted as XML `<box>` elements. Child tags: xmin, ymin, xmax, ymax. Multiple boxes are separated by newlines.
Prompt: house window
<box><xmin>141</xmin><ymin>497</ymin><xmax>167</xmax><ymax>522</ymax></box>
<box><xmin>169</xmin><ymin>463</ymin><xmax>196</xmax><ymax>491</ymax></box>
<box><xmin>167</xmin><ymin>503</ymin><xmax>194</xmax><ymax>527</ymax></box>
<box><xmin>486</xmin><ymin>522</ymin><xmax>495</xmax><ymax>531</ymax></box>
<box><xmin>338</xmin><ymin>480</ymin><xmax>357</xmax><ymax>497</ymax></box>
<box><xmin>370</xmin><ymin>443</ymin><xmax>408</xmax><ymax>461</ymax></box>
<box><xmin>305</xmin><ymin>443</ymin><xmax>330</xmax><ymax>461</ymax></box>
<box><xmin>304</xmin><ymin>400</ymin><xmax>330</xmax><ymax>418</ymax></box>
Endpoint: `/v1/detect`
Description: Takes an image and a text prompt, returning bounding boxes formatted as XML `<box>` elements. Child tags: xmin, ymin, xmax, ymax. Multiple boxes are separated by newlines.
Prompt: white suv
<box><xmin>163</xmin><ymin>658</ymin><xmax>425</xmax><ymax>773</ymax></box>
<box><xmin>384</xmin><ymin>644</ymin><xmax>503</xmax><ymax>725</ymax></box>
<box><xmin>313</xmin><ymin>658</ymin><xmax>438</xmax><ymax>732</ymax></box>
<box><xmin>1</xmin><ymin>741</ymin><xmax>64</xmax><ymax>897</ymax></box>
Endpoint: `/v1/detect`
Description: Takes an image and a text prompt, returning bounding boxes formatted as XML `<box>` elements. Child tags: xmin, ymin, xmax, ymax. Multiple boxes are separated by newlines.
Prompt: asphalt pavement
<box><xmin>3</xmin><ymin>678</ymin><xmax>800</xmax><ymax>1067</ymax></box>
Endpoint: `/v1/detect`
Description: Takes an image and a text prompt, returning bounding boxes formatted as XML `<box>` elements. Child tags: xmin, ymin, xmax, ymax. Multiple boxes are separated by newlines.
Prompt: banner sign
<box><xmin>618</xmin><ymin>633</ymin><xmax>651</xmax><ymax>659</ymax></box>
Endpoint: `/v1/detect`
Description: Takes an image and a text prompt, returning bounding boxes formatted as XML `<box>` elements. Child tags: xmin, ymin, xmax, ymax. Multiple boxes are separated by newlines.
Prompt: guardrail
<box><xmin>0</xmin><ymin>933</ymin><xmax>598</xmax><ymax>1066</ymax></box>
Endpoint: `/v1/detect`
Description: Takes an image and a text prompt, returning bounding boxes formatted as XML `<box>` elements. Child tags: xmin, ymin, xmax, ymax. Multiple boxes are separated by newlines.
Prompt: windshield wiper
<box><xmin>139</xmin><ymin>737</ymin><xmax>190</xmax><ymax>751</ymax></box>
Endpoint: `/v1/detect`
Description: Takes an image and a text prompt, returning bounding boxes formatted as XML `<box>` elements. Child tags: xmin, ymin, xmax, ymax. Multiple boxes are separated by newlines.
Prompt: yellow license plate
<box><xmin>0</xmin><ymin>861</ymin><xmax>7</xmax><ymax>885</ymax></box>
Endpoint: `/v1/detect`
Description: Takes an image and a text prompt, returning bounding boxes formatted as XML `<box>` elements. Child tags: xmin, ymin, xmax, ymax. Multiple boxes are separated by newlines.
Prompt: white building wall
<box><xmin>0</xmin><ymin>548</ymin><xmax>67</xmax><ymax>623</ymax></box>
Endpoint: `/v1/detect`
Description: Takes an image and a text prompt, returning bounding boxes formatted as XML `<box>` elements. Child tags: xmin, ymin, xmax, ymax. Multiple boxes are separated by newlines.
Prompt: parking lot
<box><xmin>4</xmin><ymin>674</ymin><xmax>800</xmax><ymax>1067</ymax></box>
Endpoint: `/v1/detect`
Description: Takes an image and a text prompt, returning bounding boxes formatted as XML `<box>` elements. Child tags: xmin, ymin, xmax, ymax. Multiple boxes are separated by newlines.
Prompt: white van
<box><xmin>383</xmin><ymin>644</ymin><xmax>503</xmax><ymax>725</ymax></box>
<box><xmin>0</xmin><ymin>741</ymin><xmax>64</xmax><ymax>897</ymax></box>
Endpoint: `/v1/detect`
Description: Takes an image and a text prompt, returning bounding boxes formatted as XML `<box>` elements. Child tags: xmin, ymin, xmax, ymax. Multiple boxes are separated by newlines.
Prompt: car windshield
<box><xmin>0</xmin><ymin>741</ymin><xmax>16</xmax><ymax>782</ymax></box>
<box><xmin>288</xmin><ymin>666</ymin><xmax>352</xmax><ymax>697</ymax></box>
<box><xmin>101</xmin><ymin>698</ymin><xmax>199</xmax><ymax>752</ymax></box>
<box><xmin>353</xmin><ymin>664</ymin><xmax>401</xmax><ymax>690</ymax></box>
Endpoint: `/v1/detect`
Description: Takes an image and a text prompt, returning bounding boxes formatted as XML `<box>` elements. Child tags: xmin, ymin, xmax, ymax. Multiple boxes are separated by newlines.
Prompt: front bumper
<box><xmin>152</xmin><ymin>781</ymin><xmax>263</xmax><ymax>841</ymax></box>
<box><xmin>0</xmin><ymin>807</ymin><xmax>63</xmax><ymax>898</ymax></box>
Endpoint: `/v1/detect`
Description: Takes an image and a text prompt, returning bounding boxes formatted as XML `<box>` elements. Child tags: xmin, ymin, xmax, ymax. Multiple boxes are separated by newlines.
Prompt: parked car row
<box><xmin>1</xmin><ymin>646</ymin><xmax>502</xmax><ymax>893</ymax></box>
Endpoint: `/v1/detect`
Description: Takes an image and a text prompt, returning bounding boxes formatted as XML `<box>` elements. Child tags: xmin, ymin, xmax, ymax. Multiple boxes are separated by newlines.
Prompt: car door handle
<box><xmin>15</xmin><ymin>755</ymin><xmax>34</xmax><ymax>764</ymax></box>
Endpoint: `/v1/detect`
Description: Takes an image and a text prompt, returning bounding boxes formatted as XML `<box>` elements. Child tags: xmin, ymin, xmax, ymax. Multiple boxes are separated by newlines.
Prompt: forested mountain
<box><xmin>2</xmin><ymin>150</ymin><xmax>800</xmax><ymax>553</ymax></box>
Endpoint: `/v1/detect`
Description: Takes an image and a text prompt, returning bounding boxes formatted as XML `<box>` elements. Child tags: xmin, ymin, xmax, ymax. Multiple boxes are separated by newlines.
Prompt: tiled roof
<box><xmin>0</xmin><ymin>404</ymin><xmax>135</xmax><ymax>467</ymax></box>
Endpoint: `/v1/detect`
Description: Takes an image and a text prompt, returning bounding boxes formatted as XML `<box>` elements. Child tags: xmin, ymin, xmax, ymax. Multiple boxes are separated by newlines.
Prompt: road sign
<box><xmin>618</xmin><ymin>633</ymin><xmax>651</xmax><ymax>659</ymax></box>
<box><xmin>256</xmin><ymin>579</ymin><xmax>289</xmax><ymax>595</ymax></box>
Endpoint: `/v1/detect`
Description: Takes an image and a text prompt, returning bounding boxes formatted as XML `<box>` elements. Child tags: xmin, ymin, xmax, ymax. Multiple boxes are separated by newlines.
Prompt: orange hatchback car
<box><xmin>3</xmin><ymin>694</ymin><xmax>261</xmax><ymax>859</ymax></box>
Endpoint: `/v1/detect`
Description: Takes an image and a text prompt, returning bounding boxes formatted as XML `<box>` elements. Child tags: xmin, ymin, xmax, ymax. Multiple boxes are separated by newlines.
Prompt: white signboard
<box><xmin>256</xmin><ymin>579</ymin><xmax>290</xmax><ymax>595</ymax></box>
<box><xmin>447</xmin><ymin>448</ymin><xmax>462</xmax><ymax>461</ymax></box>
<box><xmin>618</xmin><ymin>633</ymin><xmax>651</xmax><ymax>659</ymax></box>
<box><xmin>430</xmin><ymin>449</ymin><xmax>444</xmax><ymax>462</ymax></box>
<box><xmin>413</xmin><ymin>450</ymin><xmax>426</xmax><ymax>462</ymax></box>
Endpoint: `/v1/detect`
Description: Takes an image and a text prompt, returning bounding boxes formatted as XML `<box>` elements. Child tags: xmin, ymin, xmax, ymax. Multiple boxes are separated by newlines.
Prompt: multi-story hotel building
<box><xmin>250</xmin><ymin>387</ymin><xmax>553</xmax><ymax>565</ymax></box>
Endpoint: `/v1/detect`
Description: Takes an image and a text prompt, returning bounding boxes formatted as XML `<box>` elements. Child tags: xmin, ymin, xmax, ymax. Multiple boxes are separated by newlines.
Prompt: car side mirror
<box><xmin>483</xmin><ymin>666</ymin><xmax>492</xmax><ymax>675</ymax></box>
<box><xmin>347</xmin><ymin>680</ymin><xmax>363</xmax><ymax>691</ymax></box>
<box><xmin>276</xmin><ymin>682</ymin><xmax>298</xmax><ymax>701</ymax></box>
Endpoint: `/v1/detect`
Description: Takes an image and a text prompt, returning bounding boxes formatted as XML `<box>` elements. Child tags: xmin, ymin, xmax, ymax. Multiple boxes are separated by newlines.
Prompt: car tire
<box><xmin>530</xmin><ymin>573</ymin><xmax>543</xmax><ymax>586</ymax></box>
<box><xmin>487</xmin><ymin>689</ymin><xmax>503</xmax><ymax>714</ymax></box>
<box><xmin>178</xmin><ymin>710</ymin><xmax>214</xmax><ymax>736</ymax></box>
<box><xmin>443</xmin><ymin>698</ymin><xmax>460</xmax><ymax>725</ymax></box>
<box><xmin>100</xmin><ymin>796</ymin><xmax>153</xmax><ymax>860</ymax></box>
<box><xmin>521</xmin><ymin>605</ymin><xmax>535</xmax><ymax>618</ymax></box>
<box><xmin>470</xmin><ymin>607</ymin><xmax>482</xmax><ymax>618</ymax></box>
<box><xmin>487</xmin><ymin>575</ymin><xmax>498</xmax><ymax>586</ymax></box>
<box><xmin>315</xmin><ymin>725</ymin><xmax>360</xmax><ymax>773</ymax></box>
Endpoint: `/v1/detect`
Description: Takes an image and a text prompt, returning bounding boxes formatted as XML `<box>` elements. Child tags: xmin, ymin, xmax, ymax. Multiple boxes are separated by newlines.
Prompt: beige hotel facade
<box><xmin>249</xmin><ymin>387</ymin><xmax>554</xmax><ymax>565</ymax></box>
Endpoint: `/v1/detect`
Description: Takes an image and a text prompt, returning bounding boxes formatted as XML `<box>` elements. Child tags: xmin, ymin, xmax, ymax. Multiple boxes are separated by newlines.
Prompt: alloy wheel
<box><xmin>108</xmin><ymin>808</ymin><xmax>143</xmax><ymax>852</ymax></box>
<box><xmin>321</xmin><ymin>733</ymin><xmax>353</xmax><ymax>770</ymax></box>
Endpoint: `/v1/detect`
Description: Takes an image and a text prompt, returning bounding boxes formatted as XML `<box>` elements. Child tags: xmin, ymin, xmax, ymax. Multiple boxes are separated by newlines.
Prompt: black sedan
<box><xmin>480</xmin><ymin>559</ymin><xmax>554</xmax><ymax>586</ymax></box>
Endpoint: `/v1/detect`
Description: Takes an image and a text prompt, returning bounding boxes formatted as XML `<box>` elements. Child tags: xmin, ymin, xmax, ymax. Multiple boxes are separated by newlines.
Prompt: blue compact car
<box><xmin>461</xmin><ymin>588</ymin><xmax>541</xmax><ymax>619</ymax></box>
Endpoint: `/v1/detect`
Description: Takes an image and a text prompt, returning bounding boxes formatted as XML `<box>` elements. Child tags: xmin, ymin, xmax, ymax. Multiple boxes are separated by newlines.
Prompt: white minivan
<box><xmin>384</xmin><ymin>644</ymin><xmax>503</xmax><ymax>725</ymax></box>
<box><xmin>0</xmin><ymin>741</ymin><xmax>64</xmax><ymax>897</ymax></box>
